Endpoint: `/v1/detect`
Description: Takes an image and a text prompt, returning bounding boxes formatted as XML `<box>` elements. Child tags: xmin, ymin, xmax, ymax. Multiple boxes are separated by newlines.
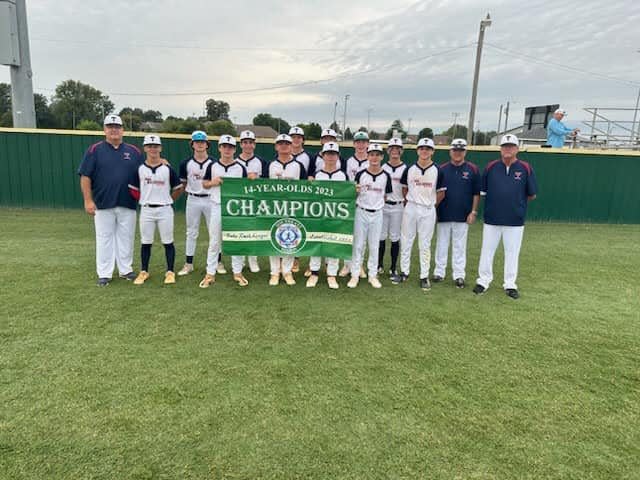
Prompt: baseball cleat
<box><xmin>505</xmin><ymin>288</ymin><xmax>520</xmax><ymax>299</ymax></box>
<box><xmin>420</xmin><ymin>277</ymin><xmax>431</xmax><ymax>291</ymax></box>
<box><xmin>359</xmin><ymin>267</ymin><xmax>367</xmax><ymax>279</ymax></box>
<box><xmin>292</xmin><ymin>258</ymin><xmax>300</xmax><ymax>273</ymax></box>
<box><xmin>119</xmin><ymin>271</ymin><xmax>136</xmax><ymax>281</ymax></box>
<box><xmin>389</xmin><ymin>269</ymin><xmax>398</xmax><ymax>278</ymax></box>
<box><xmin>233</xmin><ymin>273</ymin><xmax>249</xmax><ymax>287</ymax></box>
<box><xmin>96</xmin><ymin>277</ymin><xmax>110</xmax><ymax>287</ymax></box>
<box><xmin>306</xmin><ymin>275</ymin><xmax>319</xmax><ymax>288</ymax></box>
<box><xmin>133</xmin><ymin>271</ymin><xmax>150</xmax><ymax>285</ymax></box>
<box><xmin>304</xmin><ymin>267</ymin><xmax>312</xmax><ymax>278</ymax></box>
<box><xmin>432</xmin><ymin>275</ymin><xmax>444</xmax><ymax>283</ymax></box>
<box><xmin>368</xmin><ymin>276</ymin><xmax>382</xmax><ymax>289</ymax></box>
<box><xmin>473</xmin><ymin>284</ymin><xmax>486</xmax><ymax>295</ymax></box>
<box><xmin>199</xmin><ymin>274</ymin><xmax>215</xmax><ymax>288</ymax></box>
<box><xmin>377</xmin><ymin>266</ymin><xmax>384</xmax><ymax>275</ymax></box>
<box><xmin>269</xmin><ymin>274</ymin><xmax>280</xmax><ymax>286</ymax></box>
<box><xmin>248</xmin><ymin>257</ymin><xmax>260</xmax><ymax>273</ymax></box>
<box><xmin>283</xmin><ymin>273</ymin><xmax>296</xmax><ymax>286</ymax></box>
<box><xmin>327</xmin><ymin>276</ymin><xmax>339</xmax><ymax>289</ymax></box>
<box><xmin>347</xmin><ymin>276</ymin><xmax>359</xmax><ymax>288</ymax></box>
<box><xmin>455</xmin><ymin>278</ymin><xmax>465</xmax><ymax>288</ymax></box>
<box><xmin>338</xmin><ymin>265</ymin><xmax>350</xmax><ymax>277</ymax></box>
<box><xmin>164</xmin><ymin>271</ymin><xmax>176</xmax><ymax>285</ymax></box>
<box><xmin>216</xmin><ymin>263</ymin><xmax>227</xmax><ymax>275</ymax></box>
<box><xmin>390</xmin><ymin>273</ymin><xmax>409</xmax><ymax>284</ymax></box>
<box><xmin>178</xmin><ymin>263</ymin><xmax>193</xmax><ymax>276</ymax></box>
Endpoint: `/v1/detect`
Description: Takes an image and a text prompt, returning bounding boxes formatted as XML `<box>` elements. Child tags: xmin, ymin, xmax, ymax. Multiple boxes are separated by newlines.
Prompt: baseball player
<box><xmin>199</xmin><ymin>135</ymin><xmax>249</xmax><ymax>288</ymax></box>
<box><xmin>309</xmin><ymin>128</ymin><xmax>344</xmax><ymax>178</ymax></box>
<box><xmin>338</xmin><ymin>131</ymin><xmax>370</xmax><ymax>277</ymax></box>
<box><xmin>348</xmin><ymin>143</ymin><xmax>392</xmax><ymax>289</ymax></box>
<box><xmin>290</xmin><ymin>126</ymin><xmax>312</xmax><ymax>172</ymax></box>
<box><xmin>78</xmin><ymin>114</ymin><xmax>143</xmax><ymax>286</ymax></box>
<box><xmin>307</xmin><ymin>142</ymin><xmax>346</xmax><ymax>289</ymax></box>
<box><xmin>268</xmin><ymin>133</ymin><xmax>307</xmax><ymax>286</ymax></box>
<box><xmin>473</xmin><ymin>134</ymin><xmax>537</xmax><ymax>299</ymax></box>
<box><xmin>237</xmin><ymin>130</ymin><xmax>265</xmax><ymax>273</ymax></box>
<box><xmin>177</xmin><ymin>131</ymin><xmax>215</xmax><ymax>277</ymax></box>
<box><xmin>391</xmin><ymin>137</ymin><xmax>446</xmax><ymax>290</ymax></box>
<box><xmin>433</xmin><ymin>138</ymin><xmax>480</xmax><ymax>288</ymax></box>
<box><xmin>127</xmin><ymin>135</ymin><xmax>183</xmax><ymax>285</ymax></box>
<box><xmin>379</xmin><ymin>137</ymin><xmax>407</xmax><ymax>277</ymax></box>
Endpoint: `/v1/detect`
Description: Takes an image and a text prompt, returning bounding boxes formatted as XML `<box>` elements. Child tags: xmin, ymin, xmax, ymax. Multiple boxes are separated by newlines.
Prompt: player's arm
<box><xmin>399</xmin><ymin>168</ymin><xmax>409</xmax><ymax>203</ymax></box>
<box><xmin>467</xmin><ymin>195</ymin><xmax>480</xmax><ymax>224</ymax></box>
<box><xmin>80</xmin><ymin>176</ymin><xmax>96</xmax><ymax>215</ymax></box>
<box><xmin>202</xmin><ymin>164</ymin><xmax>222</xmax><ymax>187</ymax></box>
<box><xmin>169</xmin><ymin>167</ymin><xmax>183</xmax><ymax>201</ymax></box>
<box><xmin>435</xmin><ymin>168</ymin><xmax>446</xmax><ymax>206</ymax></box>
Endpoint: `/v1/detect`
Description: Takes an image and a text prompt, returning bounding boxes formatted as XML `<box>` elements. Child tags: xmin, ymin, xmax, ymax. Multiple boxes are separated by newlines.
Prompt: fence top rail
<box><xmin>2</xmin><ymin>127</ymin><xmax>640</xmax><ymax>156</ymax></box>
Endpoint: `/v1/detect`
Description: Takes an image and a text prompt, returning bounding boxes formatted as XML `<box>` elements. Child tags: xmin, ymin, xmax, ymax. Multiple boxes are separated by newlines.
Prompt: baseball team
<box><xmin>79</xmin><ymin>114</ymin><xmax>537</xmax><ymax>299</ymax></box>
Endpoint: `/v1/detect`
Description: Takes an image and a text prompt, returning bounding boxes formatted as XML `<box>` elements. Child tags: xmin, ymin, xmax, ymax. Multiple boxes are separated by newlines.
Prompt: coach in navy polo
<box><xmin>473</xmin><ymin>134</ymin><xmax>537</xmax><ymax>299</ymax></box>
<box><xmin>433</xmin><ymin>138</ymin><xmax>480</xmax><ymax>288</ymax></box>
<box><xmin>78</xmin><ymin>114</ymin><xmax>143</xmax><ymax>286</ymax></box>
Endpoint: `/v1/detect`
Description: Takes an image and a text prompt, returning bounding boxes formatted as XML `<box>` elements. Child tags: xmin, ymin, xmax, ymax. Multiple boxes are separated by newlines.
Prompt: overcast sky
<box><xmin>3</xmin><ymin>0</ymin><xmax>640</xmax><ymax>134</ymax></box>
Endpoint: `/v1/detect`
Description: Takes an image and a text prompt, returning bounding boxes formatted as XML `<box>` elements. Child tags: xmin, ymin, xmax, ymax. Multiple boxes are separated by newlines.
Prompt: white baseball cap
<box><xmin>321</xmin><ymin>142</ymin><xmax>340</xmax><ymax>154</ymax></box>
<box><xmin>388</xmin><ymin>137</ymin><xmax>403</xmax><ymax>148</ymax></box>
<box><xmin>275</xmin><ymin>133</ymin><xmax>293</xmax><ymax>143</ymax></box>
<box><xmin>450</xmin><ymin>138</ymin><xmax>467</xmax><ymax>150</ymax></box>
<box><xmin>143</xmin><ymin>134</ymin><xmax>162</xmax><ymax>146</ymax></box>
<box><xmin>218</xmin><ymin>134</ymin><xmax>237</xmax><ymax>147</ymax></box>
<box><xmin>321</xmin><ymin>128</ymin><xmax>338</xmax><ymax>138</ymax></box>
<box><xmin>239</xmin><ymin>130</ymin><xmax>256</xmax><ymax>141</ymax></box>
<box><xmin>367</xmin><ymin>143</ymin><xmax>384</xmax><ymax>153</ymax></box>
<box><xmin>289</xmin><ymin>126</ymin><xmax>305</xmax><ymax>136</ymax></box>
<box><xmin>500</xmin><ymin>134</ymin><xmax>519</xmax><ymax>146</ymax></box>
<box><xmin>103</xmin><ymin>114</ymin><xmax>123</xmax><ymax>126</ymax></box>
<box><xmin>554</xmin><ymin>108</ymin><xmax>567</xmax><ymax>115</ymax></box>
<box><xmin>417</xmin><ymin>138</ymin><xmax>436</xmax><ymax>149</ymax></box>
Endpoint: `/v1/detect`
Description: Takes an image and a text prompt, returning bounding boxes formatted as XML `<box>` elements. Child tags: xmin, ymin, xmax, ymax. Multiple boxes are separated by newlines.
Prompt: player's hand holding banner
<box><xmin>221</xmin><ymin>178</ymin><xmax>355</xmax><ymax>259</ymax></box>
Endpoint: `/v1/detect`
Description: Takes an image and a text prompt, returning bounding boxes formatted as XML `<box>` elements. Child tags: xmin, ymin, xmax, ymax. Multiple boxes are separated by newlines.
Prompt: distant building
<box><xmin>234</xmin><ymin>124</ymin><xmax>278</xmax><ymax>139</ymax></box>
<box><xmin>140</xmin><ymin>121</ymin><xmax>163</xmax><ymax>132</ymax></box>
<box><xmin>433</xmin><ymin>135</ymin><xmax>450</xmax><ymax>146</ymax></box>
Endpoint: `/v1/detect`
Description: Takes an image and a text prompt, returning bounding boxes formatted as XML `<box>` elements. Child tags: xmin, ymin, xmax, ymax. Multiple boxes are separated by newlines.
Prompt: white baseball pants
<box><xmin>380</xmin><ymin>203</ymin><xmax>403</xmax><ymax>241</ymax></box>
<box><xmin>185</xmin><ymin>195</ymin><xmax>211</xmax><ymax>257</ymax></box>
<box><xmin>434</xmin><ymin>222</ymin><xmax>469</xmax><ymax>280</ymax></box>
<box><xmin>351</xmin><ymin>208</ymin><xmax>383</xmax><ymax>278</ymax></box>
<box><xmin>270</xmin><ymin>256</ymin><xmax>295</xmax><ymax>275</ymax></box>
<box><xmin>309</xmin><ymin>256</ymin><xmax>339</xmax><ymax>276</ymax></box>
<box><xmin>400</xmin><ymin>202</ymin><xmax>436</xmax><ymax>279</ymax></box>
<box><xmin>140</xmin><ymin>205</ymin><xmax>174</xmax><ymax>244</ymax></box>
<box><xmin>206</xmin><ymin>203</ymin><xmax>243</xmax><ymax>275</ymax></box>
<box><xmin>476</xmin><ymin>224</ymin><xmax>525</xmax><ymax>290</ymax></box>
<box><xmin>94</xmin><ymin>207</ymin><xmax>136</xmax><ymax>278</ymax></box>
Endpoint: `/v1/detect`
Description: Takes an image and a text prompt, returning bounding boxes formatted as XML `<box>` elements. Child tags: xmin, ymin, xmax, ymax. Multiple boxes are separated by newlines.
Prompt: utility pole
<box><xmin>504</xmin><ymin>101</ymin><xmax>510</xmax><ymax>132</ymax></box>
<box><xmin>497</xmin><ymin>104</ymin><xmax>503</xmax><ymax>136</ymax></box>
<box><xmin>630</xmin><ymin>86</ymin><xmax>640</xmax><ymax>146</ymax></box>
<box><xmin>367</xmin><ymin>107</ymin><xmax>373</xmax><ymax>132</ymax></box>
<box><xmin>332</xmin><ymin>101</ymin><xmax>338</xmax><ymax>128</ymax></box>
<box><xmin>452</xmin><ymin>112</ymin><xmax>460</xmax><ymax>138</ymax></box>
<box><xmin>467</xmin><ymin>13</ymin><xmax>492</xmax><ymax>145</ymax></box>
<box><xmin>342</xmin><ymin>94</ymin><xmax>350</xmax><ymax>136</ymax></box>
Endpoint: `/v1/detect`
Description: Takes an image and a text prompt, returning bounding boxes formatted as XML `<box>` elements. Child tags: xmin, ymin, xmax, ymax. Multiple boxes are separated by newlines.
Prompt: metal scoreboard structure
<box><xmin>0</xmin><ymin>0</ymin><xmax>35</xmax><ymax>128</ymax></box>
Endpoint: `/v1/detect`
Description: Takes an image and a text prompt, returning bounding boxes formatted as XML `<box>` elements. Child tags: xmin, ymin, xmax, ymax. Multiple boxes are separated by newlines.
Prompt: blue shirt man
<box><xmin>547</xmin><ymin>109</ymin><xmax>577</xmax><ymax>148</ymax></box>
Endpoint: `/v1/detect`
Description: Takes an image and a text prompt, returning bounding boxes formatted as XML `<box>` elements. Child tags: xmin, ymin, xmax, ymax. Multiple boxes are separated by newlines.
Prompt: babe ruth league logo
<box><xmin>270</xmin><ymin>218</ymin><xmax>307</xmax><ymax>255</ymax></box>
<box><xmin>514</xmin><ymin>171</ymin><xmax>523</xmax><ymax>181</ymax></box>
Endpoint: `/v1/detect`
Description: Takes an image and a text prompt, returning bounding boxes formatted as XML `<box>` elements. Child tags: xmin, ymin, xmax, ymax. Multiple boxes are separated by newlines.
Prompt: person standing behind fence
<box><xmin>78</xmin><ymin>114</ymin><xmax>143</xmax><ymax>287</ymax></box>
<box><xmin>547</xmin><ymin>108</ymin><xmax>579</xmax><ymax>148</ymax></box>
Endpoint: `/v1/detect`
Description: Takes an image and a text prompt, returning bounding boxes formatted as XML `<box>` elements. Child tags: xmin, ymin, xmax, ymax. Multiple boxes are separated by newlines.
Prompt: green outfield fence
<box><xmin>1</xmin><ymin>128</ymin><xmax>639</xmax><ymax>223</ymax></box>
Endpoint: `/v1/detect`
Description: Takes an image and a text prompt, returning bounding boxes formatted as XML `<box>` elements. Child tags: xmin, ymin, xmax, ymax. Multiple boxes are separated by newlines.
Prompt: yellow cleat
<box><xmin>283</xmin><ymin>273</ymin><xmax>296</xmax><ymax>286</ymax></box>
<box><xmin>269</xmin><ymin>274</ymin><xmax>280</xmax><ymax>286</ymax></box>
<box><xmin>199</xmin><ymin>274</ymin><xmax>215</xmax><ymax>288</ymax></box>
<box><xmin>368</xmin><ymin>276</ymin><xmax>382</xmax><ymax>289</ymax></box>
<box><xmin>304</xmin><ymin>267</ymin><xmax>312</xmax><ymax>278</ymax></box>
<box><xmin>164</xmin><ymin>271</ymin><xmax>176</xmax><ymax>284</ymax></box>
<box><xmin>177</xmin><ymin>263</ymin><xmax>193</xmax><ymax>276</ymax></box>
<box><xmin>347</xmin><ymin>276</ymin><xmax>359</xmax><ymax>288</ymax></box>
<box><xmin>133</xmin><ymin>271</ymin><xmax>149</xmax><ymax>285</ymax></box>
<box><xmin>216</xmin><ymin>263</ymin><xmax>227</xmax><ymax>274</ymax></box>
<box><xmin>306</xmin><ymin>275</ymin><xmax>318</xmax><ymax>288</ymax></box>
<box><xmin>292</xmin><ymin>258</ymin><xmax>300</xmax><ymax>273</ymax></box>
<box><xmin>338</xmin><ymin>265</ymin><xmax>350</xmax><ymax>277</ymax></box>
<box><xmin>233</xmin><ymin>273</ymin><xmax>249</xmax><ymax>287</ymax></box>
<box><xmin>327</xmin><ymin>276</ymin><xmax>339</xmax><ymax>289</ymax></box>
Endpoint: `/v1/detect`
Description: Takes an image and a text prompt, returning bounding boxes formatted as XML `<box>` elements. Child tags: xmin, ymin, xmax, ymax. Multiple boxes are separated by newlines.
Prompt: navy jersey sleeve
<box><xmin>169</xmin><ymin>166</ymin><xmax>182</xmax><ymax>189</ymax></box>
<box><xmin>526</xmin><ymin>167</ymin><xmax>538</xmax><ymax>196</ymax></box>
<box><xmin>298</xmin><ymin>162</ymin><xmax>308</xmax><ymax>180</ymax></box>
<box><xmin>481</xmin><ymin>167</ymin><xmax>489</xmax><ymax>195</ymax></box>
<box><xmin>179</xmin><ymin>159</ymin><xmax>189</xmax><ymax>181</ymax></box>
<box><xmin>78</xmin><ymin>144</ymin><xmax>97</xmax><ymax>177</ymax></box>
<box><xmin>130</xmin><ymin>144</ymin><xmax>143</xmax><ymax>165</ymax></box>
<box><xmin>436</xmin><ymin>167</ymin><xmax>446</xmax><ymax>191</ymax></box>
<box><xmin>400</xmin><ymin>167</ymin><xmax>409</xmax><ymax>186</ymax></box>
<box><xmin>354</xmin><ymin>170</ymin><xmax>364</xmax><ymax>185</ymax></box>
<box><xmin>472</xmin><ymin>168</ymin><xmax>481</xmax><ymax>195</ymax></box>
<box><xmin>203</xmin><ymin>163</ymin><xmax>213</xmax><ymax>181</ymax></box>
<box><xmin>308</xmin><ymin>156</ymin><xmax>318</xmax><ymax>177</ymax></box>
<box><xmin>240</xmin><ymin>164</ymin><xmax>248</xmax><ymax>178</ymax></box>
<box><xmin>128</xmin><ymin>166</ymin><xmax>141</xmax><ymax>189</ymax></box>
<box><xmin>339</xmin><ymin>154</ymin><xmax>347</xmax><ymax>173</ymax></box>
<box><xmin>384</xmin><ymin>172</ymin><xmax>393</xmax><ymax>194</ymax></box>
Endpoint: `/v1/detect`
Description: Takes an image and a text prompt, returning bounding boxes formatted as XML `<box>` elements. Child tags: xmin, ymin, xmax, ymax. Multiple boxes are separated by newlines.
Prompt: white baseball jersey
<box><xmin>178</xmin><ymin>157</ymin><xmax>214</xmax><ymax>195</ymax></box>
<box><xmin>203</xmin><ymin>160</ymin><xmax>247</xmax><ymax>204</ymax></box>
<box><xmin>345</xmin><ymin>155</ymin><xmax>369</xmax><ymax>181</ymax></box>
<box><xmin>314</xmin><ymin>169</ymin><xmax>347</xmax><ymax>182</ymax></box>
<box><xmin>236</xmin><ymin>155</ymin><xmax>264</xmax><ymax>177</ymax></box>
<box><xmin>129</xmin><ymin>163</ymin><xmax>181</xmax><ymax>206</ymax></box>
<box><xmin>354</xmin><ymin>169</ymin><xmax>392</xmax><ymax>211</ymax></box>
<box><xmin>382</xmin><ymin>162</ymin><xmax>407</xmax><ymax>203</ymax></box>
<box><xmin>292</xmin><ymin>150</ymin><xmax>312</xmax><ymax>172</ymax></box>
<box><xmin>400</xmin><ymin>162</ymin><xmax>446</xmax><ymax>207</ymax></box>
<box><xmin>268</xmin><ymin>158</ymin><xmax>307</xmax><ymax>180</ymax></box>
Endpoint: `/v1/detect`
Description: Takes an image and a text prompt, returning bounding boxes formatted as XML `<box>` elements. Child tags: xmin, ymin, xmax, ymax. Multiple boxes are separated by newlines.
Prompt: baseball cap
<box><xmin>289</xmin><ymin>126</ymin><xmax>305</xmax><ymax>137</ymax></box>
<box><xmin>275</xmin><ymin>133</ymin><xmax>293</xmax><ymax>144</ymax></box>
<box><xmin>143</xmin><ymin>134</ymin><xmax>162</xmax><ymax>146</ymax></box>
<box><xmin>388</xmin><ymin>137</ymin><xmax>403</xmax><ymax>148</ymax></box>
<box><xmin>239</xmin><ymin>130</ymin><xmax>256</xmax><ymax>141</ymax></box>
<box><xmin>500</xmin><ymin>134</ymin><xmax>519</xmax><ymax>146</ymax></box>
<box><xmin>450</xmin><ymin>138</ymin><xmax>467</xmax><ymax>150</ymax></box>
<box><xmin>321</xmin><ymin>142</ymin><xmax>340</xmax><ymax>154</ymax></box>
<box><xmin>417</xmin><ymin>138</ymin><xmax>436</xmax><ymax>149</ymax></box>
<box><xmin>191</xmin><ymin>130</ymin><xmax>208</xmax><ymax>142</ymax></box>
<box><xmin>103</xmin><ymin>114</ymin><xmax>123</xmax><ymax>126</ymax></box>
<box><xmin>367</xmin><ymin>143</ymin><xmax>384</xmax><ymax>153</ymax></box>
<box><xmin>321</xmin><ymin>128</ymin><xmax>338</xmax><ymax>138</ymax></box>
<box><xmin>554</xmin><ymin>108</ymin><xmax>567</xmax><ymax>115</ymax></box>
<box><xmin>218</xmin><ymin>134</ymin><xmax>237</xmax><ymax>147</ymax></box>
<box><xmin>353</xmin><ymin>131</ymin><xmax>369</xmax><ymax>141</ymax></box>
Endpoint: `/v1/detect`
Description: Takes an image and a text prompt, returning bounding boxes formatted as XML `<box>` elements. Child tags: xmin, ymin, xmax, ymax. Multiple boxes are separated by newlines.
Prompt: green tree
<box><xmin>385</xmin><ymin>119</ymin><xmax>406</xmax><ymax>139</ymax></box>
<box><xmin>253</xmin><ymin>113</ymin><xmax>290</xmax><ymax>133</ymax></box>
<box><xmin>417</xmin><ymin>127</ymin><xmax>434</xmax><ymax>139</ymax></box>
<box><xmin>0</xmin><ymin>111</ymin><xmax>12</xmax><ymax>127</ymax></box>
<box><xmin>206</xmin><ymin>119</ymin><xmax>237</xmax><ymax>136</ymax></box>
<box><xmin>344</xmin><ymin>127</ymin><xmax>353</xmax><ymax>140</ymax></box>
<box><xmin>301</xmin><ymin>122</ymin><xmax>322</xmax><ymax>140</ymax></box>
<box><xmin>34</xmin><ymin>93</ymin><xmax>57</xmax><ymax>128</ymax></box>
<box><xmin>50</xmin><ymin>80</ymin><xmax>114</xmax><ymax>129</ymax></box>
<box><xmin>441</xmin><ymin>124</ymin><xmax>468</xmax><ymax>140</ymax></box>
<box><xmin>369</xmin><ymin>130</ymin><xmax>381</xmax><ymax>140</ymax></box>
<box><xmin>119</xmin><ymin>107</ymin><xmax>144</xmax><ymax>131</ymax></box>
<box><xmin>142</xmin><ymin>109</ymin><xmax>163</xmax><ymax>122</ymax></box>
<box><xmin>329</xmin><ymin>121</ymin><xmax>341</xmax><ymax>134</ymax></box>
<box><xmin>357</xmin><ymin>126</ymin><xmax>368</xmax><ymax>132</ymax></box>
<box><xmin>0</xmin><ymin>83</ymin><xmax>11</xmax><ymax>115</ymax></box>
<box><xmin>76</xmin><ymin>119</ymin><xmax>102</xmax><ymax>131</ymax></box>
<box><xmin>205</xmin><ymin>99</ymin><xmax>230</xmax><ymax>122</ymax></box>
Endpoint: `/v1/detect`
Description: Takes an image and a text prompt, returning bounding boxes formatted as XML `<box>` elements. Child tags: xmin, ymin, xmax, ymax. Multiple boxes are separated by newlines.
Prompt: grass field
<box><xmin>0</xmin><ymin>208</ymin><xmax>639</xmax><ymax>480</ymax></box>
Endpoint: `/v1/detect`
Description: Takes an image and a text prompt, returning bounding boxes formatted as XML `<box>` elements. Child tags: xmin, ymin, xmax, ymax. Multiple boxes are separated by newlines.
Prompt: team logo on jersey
<box><xmin>462</xmin><ymin>171</ymin><xmax>470</xmax><ymax>179</ymax></box>
<box><xmin>270</xmin><ymin>218</ymin><xmax>307</xmax><ymax>255</ymax></box>
<box><xmin>123</xmin><ymin>152</ymin><xmax>131</xmax><ymax>160</ymax></box>
<box><xmin>514</xmin><ymin>171</ymin><xmax>522</xmax><ymax>180</ymax></box>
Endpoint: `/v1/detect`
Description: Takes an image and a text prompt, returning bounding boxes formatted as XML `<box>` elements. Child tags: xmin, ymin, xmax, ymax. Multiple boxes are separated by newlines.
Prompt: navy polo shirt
<box><xmin>482</xmin><ymin>159</ymin><xmax>538</xmax><ymax>226</ymax></box>
<box><xmin>437</xmin><ymin>161</ymin><xmax>481</xmax><ymax>222</ymax></box>
<box><xmin>78</xmin><ymin>141</ymin><xmax>143</xmax><ymax>210</ymax></box>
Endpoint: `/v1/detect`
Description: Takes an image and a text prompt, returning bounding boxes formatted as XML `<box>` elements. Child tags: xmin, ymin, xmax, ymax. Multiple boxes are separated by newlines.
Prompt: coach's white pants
<box><xmin>206</xmin><ymin>203</ymin><xmax>243</xmax><ymax>275</ymax></box>
<box><xmin>310</xmin><ymin>256</ymin><xmax>339</xmax><ymax>276</ymax></box>
<box><xmin>94</xmin><ymin>207</ymin><xmax>136</xmax><ymax>278</ymax></box>
<box><xmin>270</xmin><ymin>256</ymin><xmax>294</xmax><ymax>275</ymax></box>
<box><xmin>400</xmin><ymin>202</ymin><xmax>436</xmax><ymax>279</ymax></box>
<box><xmin>140</xmin><ymin>205</ymin><xmax>174</xmax><ymax>244</ymax></box>
<box><xmin>351</xmin><ymin>208</ymin><xmax>383</xmax><ymax>278</ymax></box>
<box><xmin>434</xmin><ymin>222</ymin><xmax>469</xmax><ymax>280</ymax></box>
<box><xmin>380</xmin><ymin>203</ymin><xmax>404</xmax><ymax>241</ymax></box>
<box><xmin>476</xmin><ymin>224</ymin><xmax>525</xmax><ymax>290</ymax></box>
<box><xmin>185</xmin><ymin>195</ymin><xmax>211</xmax><ymax>257</ymax></box>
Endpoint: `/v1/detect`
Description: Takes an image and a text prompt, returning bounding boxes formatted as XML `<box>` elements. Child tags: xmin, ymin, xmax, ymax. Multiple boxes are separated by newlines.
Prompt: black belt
<box><xmin>385</xmin><ymin>200</ymin><xmax>402</xmax><ymax>205</ymax></box>
<box><xmin>358</xmin><ymin>206</ymin><xmax>378</xmax><ymax>213</ymax></box>
<box><xmin>143</xmin><ymin>204</ymin><xmax>169</xmax><ymax>208</ymax></box>
<box><xmin>188</xmin><ymin>192</ymin><xmax>210</xmax><ymax>197</ymax></box>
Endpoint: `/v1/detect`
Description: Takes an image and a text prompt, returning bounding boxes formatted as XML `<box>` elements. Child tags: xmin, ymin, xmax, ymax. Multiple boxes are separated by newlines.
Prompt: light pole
<box><xmin>343</xmin><ymin>94</ymin><xmax>350</xmax><ymax>136</ymax></box>
<box><xmin>407</xmin><ymin>117</ymin><xmax>412</xmax><ymax>137</ymax></box>
<box><xmin>467</xmin><ymin>13</ymin><xmax>492</xmax><ymax>145</ymax></box>
<box><xmin>332</xmin><ymin>101</ymin><xmax>338</xmax><ymax>128</ymax></box>
<box><xmin>452</xmin><ymin>112</ymin><xmax>460</xmax><ymax>138</ymax></box>
<box><xmin>367</xmin><ymin>107</ymin><xmax>374</xmax><ymax>132</ymax></box>
<box><xmin>496</xmin><ymin>104</ymin><xmax>503</xmax><ymax>137</ymax></box>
